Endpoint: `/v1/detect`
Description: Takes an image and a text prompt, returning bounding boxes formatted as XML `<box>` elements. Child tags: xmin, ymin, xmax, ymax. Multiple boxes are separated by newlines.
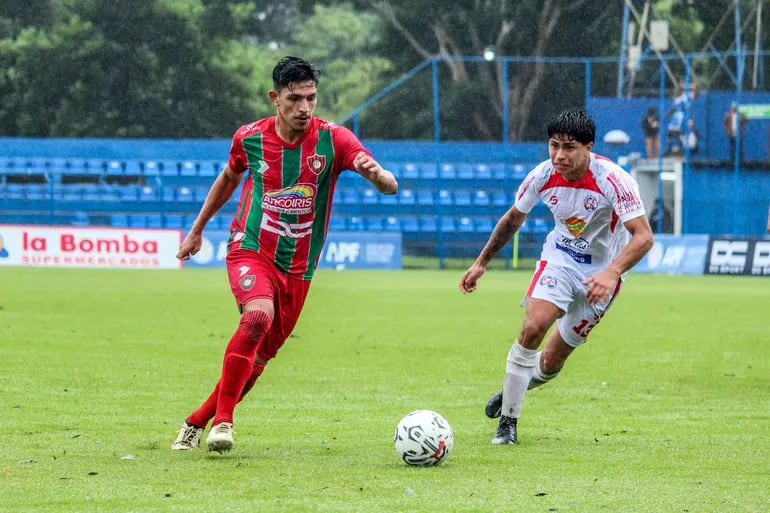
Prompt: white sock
<box><xmin>528</xmin><ymin>351</ymin><xmax>560</xmax><ymax>390</ymax></box>
<box><xmin>501</xmin><ymin>342</ymin><xmax>537</xmax><ymax>418</ymax></box>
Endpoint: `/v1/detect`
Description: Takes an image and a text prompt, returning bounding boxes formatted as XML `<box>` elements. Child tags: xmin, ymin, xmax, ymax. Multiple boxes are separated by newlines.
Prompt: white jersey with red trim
<box><xmin>514</xmin><ymin>153</ymin><xmax>646</xmax><ymax>277</ymax></box>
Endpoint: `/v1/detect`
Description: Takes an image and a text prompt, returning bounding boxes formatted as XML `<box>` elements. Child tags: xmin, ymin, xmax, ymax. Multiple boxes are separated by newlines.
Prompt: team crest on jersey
<box><xmin>539</xmin><ymin>275</ymin><xmax>557</xmax><ymax>289</ymax></box>
<box><xmin>239</xmin><ymin>274</ymin><xmax>256</xmax><ymax>291</ymax></box>
<box><xmin>306</xmin><ymin>154</ymin><xmax>327</xmax><ymax>175</ymax></box>
<box><xmin>564</xmin><ymin>216</ymin><xmax>587</xmax><ymax>237</ymax></box>
<box><xmin>584</xmin><ymin>195</ymin><xmax>598</xmax><ymax>212</ymax></box>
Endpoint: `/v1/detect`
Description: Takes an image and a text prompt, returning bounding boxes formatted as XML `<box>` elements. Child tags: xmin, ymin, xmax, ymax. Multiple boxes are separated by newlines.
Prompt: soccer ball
<box><xmin>394</xmin><ymin>410</ymin><xmax>454</xmax><ymax>466</ymax></box>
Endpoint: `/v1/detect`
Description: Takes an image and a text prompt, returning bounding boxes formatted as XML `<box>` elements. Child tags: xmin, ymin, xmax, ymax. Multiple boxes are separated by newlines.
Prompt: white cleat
<box><xmin>206</xmin><ymin>422</ymin><xmax>234</xmax><ymax>453</ymax></box>
<box><xmin>171</xmin><ymin>422</ymin><xmax>204</xmax><ymax>451</ymax></box>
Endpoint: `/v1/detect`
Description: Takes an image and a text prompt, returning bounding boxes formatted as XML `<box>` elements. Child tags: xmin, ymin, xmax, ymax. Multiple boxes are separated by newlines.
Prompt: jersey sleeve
<box><xmin>513</xmin><ymin>164</ymin><xmax>547</xmax><ymax>214</ymax></box>
<box><xmin>228</xmin><ymin>126</ymin><xmax>250</xmax><ymax>175</ymax></box>
<box><xmin>605</xmin><ymin>169</ymin><xmax>646</xmax><ymax>222</ymax></box>
<box><xmin>331</xmin><ymin>125</ymin><xmax>371</xmax><ymax>173</ymax></box>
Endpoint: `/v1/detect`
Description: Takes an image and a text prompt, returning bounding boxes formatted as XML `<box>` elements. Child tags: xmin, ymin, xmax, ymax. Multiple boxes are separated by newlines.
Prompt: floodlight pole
<box><xmin>617</xmin><ymin>1</ymin><xmax>631</xmax><ymax>98</ymax></box>
<box><xmin>732</xmin><ymin>0</ymin><xmax>743</xmax><ymax>235</ymax></box>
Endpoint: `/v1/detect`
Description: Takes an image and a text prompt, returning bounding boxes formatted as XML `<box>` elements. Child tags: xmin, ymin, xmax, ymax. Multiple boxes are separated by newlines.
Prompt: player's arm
<box><xmin>584</xmin><ymin>215</ymin><xmax>654</xmax><ymax>304</ymax></box>
<box><xmin>459</xmin><ymin>205</ymin><xmax>527</xmax><ymax>294</ymax></box>
<box><xmin>176</xmin><ymin>165</ymin><xmax>242</xmax><ymax>261</ymax></box>
<box><xmin>353</xmin><ymin>151</ymin><xmax>398</xmax><ymax>195</ymax></box>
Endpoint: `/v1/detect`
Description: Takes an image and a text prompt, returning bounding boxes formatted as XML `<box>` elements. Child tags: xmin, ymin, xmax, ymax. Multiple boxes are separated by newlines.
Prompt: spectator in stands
<box><xmin>664</xmin><ymin>80</ymin><xmax>697</xmax><ymax>157</ymax></box>
<box><xmin>723</xmin><ymin>102</ymin><xmax>748</xmax><ymax>163</ymax></box>
<box><xmin>685</xmin><ymin>119</ymin><xmax>701</xmax><ymax>157</ymax></box>
<box><xmin>458</xmin><ymin>109</ymin><xmax>653</xmax><ymax>445</ymax></box>
<box><xmin>641</xmin><ymin>106</ymin><xmax>660</xmax><ymax>159</ymax></box>
<box><xmin>171</xmin><ymin>56</ymin><xmax>398</xmax><ymax>454</ymax></box>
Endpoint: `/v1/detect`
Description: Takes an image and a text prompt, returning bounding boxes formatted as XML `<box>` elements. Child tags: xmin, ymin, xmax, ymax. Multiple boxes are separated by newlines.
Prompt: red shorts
<box><xmin>226</xmin><ymin>248</ymin><xmax>312</xmax><ymax>361</ymax></box>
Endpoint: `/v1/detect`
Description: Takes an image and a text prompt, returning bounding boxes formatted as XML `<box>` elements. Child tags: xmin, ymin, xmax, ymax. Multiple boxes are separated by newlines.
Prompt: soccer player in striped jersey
<box><xmin>459</xmin><ymin>109</ymin><xmax>653</xmax><ymax>445</ymax></box>
<box><xmin>171</xmin><ymin>56</ymin><xmax>398</xmax><ymax>453</ymax></box>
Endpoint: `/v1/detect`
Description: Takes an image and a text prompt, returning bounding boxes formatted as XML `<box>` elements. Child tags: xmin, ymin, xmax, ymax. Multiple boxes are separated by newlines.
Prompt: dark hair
<box><xmin>272</xmin><ymin>56</ymin><xmax>321</xmax><ymax>91</ymax></box>
<box><xmin>546</xmin><ymin>109</ymin><xmax>596</xmax><ymax>145</ymax></box>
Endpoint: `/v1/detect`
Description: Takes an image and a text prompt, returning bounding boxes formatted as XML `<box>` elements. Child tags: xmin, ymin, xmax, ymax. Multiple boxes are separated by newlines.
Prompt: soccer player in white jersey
<box><xmin>459</xmin><ymin>109</ymin><xmax>654</xmax><ymax>445</ymax></box>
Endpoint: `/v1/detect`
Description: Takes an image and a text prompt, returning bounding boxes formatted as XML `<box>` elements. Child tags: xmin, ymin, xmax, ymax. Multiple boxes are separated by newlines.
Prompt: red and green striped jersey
<box><xmin>227</xmin><ymin>116</ymin><xmax>368</xmax><ymax>280</ymax></box>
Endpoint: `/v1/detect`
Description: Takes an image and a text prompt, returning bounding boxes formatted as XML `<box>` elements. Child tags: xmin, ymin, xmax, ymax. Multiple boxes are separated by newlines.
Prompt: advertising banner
<box><xmin>184</xmin><ymin>230</ymin><xmax>402</xmax><ymax>270</ymax></box>
<box><xmin>634</xmin><ymin>234</ymin><xmax>709</xmax><ymax>275</ymax></box>
<box><xmin>0</xmin><ymin>225</ymin><xmax>182</xmax><ymax>269</ymax></box>
<box><xmin>705</xmin><ymin>237</ymin><xmax>770</xmax><ymax>276</ymax></box>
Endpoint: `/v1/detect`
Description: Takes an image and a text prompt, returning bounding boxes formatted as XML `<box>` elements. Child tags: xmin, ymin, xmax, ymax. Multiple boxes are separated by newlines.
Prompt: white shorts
<box><xmin>523</xmin><ymin>261</ymin><xmax>623</xmax><ymax>347</ymax></box>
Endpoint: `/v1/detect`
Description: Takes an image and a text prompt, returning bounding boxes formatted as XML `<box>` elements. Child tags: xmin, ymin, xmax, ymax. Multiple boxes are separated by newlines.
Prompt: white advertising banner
<box><xmin>0</xmin><ymin>225</ymin><xmax>183</xmax><ymax>269</ymax></box>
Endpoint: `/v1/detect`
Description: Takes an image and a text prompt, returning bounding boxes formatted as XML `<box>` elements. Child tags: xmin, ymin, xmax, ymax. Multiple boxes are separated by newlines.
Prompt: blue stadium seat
<box><xmin>164</xmin><ymin>214</ymin><xmax>184</xmax><ymax>229</ymax></box>
<box><xmin>157</xmin><ymin>160</ymin><xmax>179</xmax><ymax>176</ymax></box>
<box><xmin>330</xmin><ymin>216</ymin><xmax>347</xmax><ymax>231</ymax></box>
<box><xmin>472</xmin><ymin>190</ymin><xmax>490</xmax><ymax>206</ymax></box>
<box><xmin>124</xmin><ymin>160</ymin><xmax>143</xmax><ymax>176</ymax></box>
<box><xmin>119</xmin><ymin>186</ymin><xmax>140</xmax><ymax>201</ymax></box>
<box><xmin>199</xmin><ymin>161</ymin><xmax>221</xmax><ymax>177</ymax></box>
<box><xmin>180</xmin><ymin>161</ymin><xmax>198</xmax><ymax>176</ymax></box>
<box><xmin>382</xmin><ymin>162</ymin><xmax>400</xmax><ymax>178</ymax></box>
<box><xmin>379</xmin><ymin>191</ymin><xmax>397</xmax><ymax>205</ymax></box>
<box><xmin>475</xmin><ymin>217</ymin><xmax>494</xmax><ymax>233</ymax></box>
<box><xmin>473</xmin><ymin>164</ymin><xmax>493</xmax><ymax>181</ymax></box>
<box><xmin>128</xmin><ymin>214</ymin><xmax>147</xmax><ymax>227</ymax></box>
<box><xmin>419</xmin><ymin>216</ymin><xmax>437</xmax><ymax>232</ymax></box>
<box><xmin>176</xmin><ymin>187</ymin><xmax>194</xmax><ymax>202</ymax></box>
<box><xmin>146</xmin><ymin>215</ymin><xmax>163</xmax><ymax>228</ymax></box>
<box><xmin>161</xmin><ymin>187</ymin><xmax>176</xmax><ymax>202</ymax></box>
<box><xmin>383</xmin><ymin>216</ymin><xmax>400</xmax><ymax>231</ymax></box>
<box><xmin>457</xmin><ymin>164</ymin><xmax>474</xmax><ymax>180</ymax></box>
<box><xmin>139</xmin><ymin>186</ymin><xmax>157</xmax><ymax>202</ymax></box>
<box><xmin>400</xmin><ymin>216</ymin><xmax>419</xmax><ymax>232</ymax></box>
<box><xmin>81</xmin><ymin>184</ymin><xmax>101</xmax><ymax>201</ymax></box>
<box><xmin>110</xmin><ymin>214</ymin><xmax>129</xmax><ymax>227</ymax></box>
<box><xmin>194</xmin><ymin>187</ymin><xmax>209</xmax><ymax>202</ymax></box>
<box><xmin>143</xmin><ymin>161</ymin><xmax>162</xmax><ymax>176</ymax></box>
<box><xmin>70</xmin><ymin>210</ymin><xmax>90</xmax><ymax>227</ymax></box>
<box><xmin>337</xmin><ymin>187</ymin><xmax>359</xmax><ymax>205</ymax></box>
<box><xmin>491</xmin><ymin>190</ymin><xmax>508</xmax><ymax>206</ymax></box>
<box><xmin>439</xmin><ymin>163</ymin><xmax>457</xmax><ymax>180</ymax></box>
<box><xmin>100</xmin><ymin>185</ymin><xmax>120</xmax><ymax>201</ymax></box>
<box><xmin>361</xmin><ymin>188</ymin><xmax>378</xmax><ymax>205</ymax></box>
<box><xmin>106</xmin><ymin>160</ymin><xmax>124</xmax><ymax>175</ymax></box>
<box><xmin>439</xmin><ymin>216</ymin><xmax>456</xmax><ymax>232</ymax></box>
<box><xmin>457</xmin><ymin>216</ymin><xmax>474</xmax><ymax>232</ymax></box>
<box><xmin>26</xmin><ymin>184</ymin><xmax>51</xmax><ymax>200</ymax></box>
<box><xmin>83</xmin><ymin>159</ymin><xmax>106</xmax><ymax>175</ymax></box>
<box><xmin>511</xmin><ymin>163</ymin><xmax>528</xmax><ymax>180</ymax></box>
<box><xmin>365</xmin><ymin>217</ymin><xmax>384</xmax><ymax>231</ymax></box>
<box><xmin>398</xmin><ymin>189</ymin><xmax>416</xmax><ymax>206</ymax></box>
<box><xmin>454</xmin><ymin>190</ymin><xmax>472</xmax><ymax>206</ymax></box>
<box><xmin>401</xmin><ymin>163</ymin><xmax>420</xmax><ymax>180</ymax></box>
<box><xmin>416</xmin><ymin>190</ymin><xmax>434</xmax><ymax>206</ymax></box>
<box><xmin>348</xmin><ymin>216</ymin><xmax>364</xmax><ymax>231</ymax></box>
<box><xmin>418</xmin><ymin>163</ymin><xmax>438</xmax><ymax>180</ymax></box>
<box><xmin>532</xmin><ymin>217</ymin><xmax>550</xmax><ymax>233</ymax></box>
<box><xmin>5</xmin><ymin>184</ymin><xmax>25</xmax><ymax>199</ymax></box>
<box><xmin>438</xmin><ymin>189</ymin><xmax>452</xmax><ymax>206</ymax></box>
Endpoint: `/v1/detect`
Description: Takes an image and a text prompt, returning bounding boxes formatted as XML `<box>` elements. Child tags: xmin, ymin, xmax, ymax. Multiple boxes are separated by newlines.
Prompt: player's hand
<box><xmin>177</xmin><ymin>232</ymin><xmax>203</xmax><ymax>261</ymax></box>
<box><xmin>353</xmin><ymin>151</ymin><xmax>383</xmax><ymax>181</ymax></box>
<box><xmin>459</xmin><ymin>263</ymin><xmax>486</xmax><ymax>294</ymax></box>
<box><xmin>583</xmin><ymin>269</ymin><xmax>619</xmax><ymax>305</ymax></box>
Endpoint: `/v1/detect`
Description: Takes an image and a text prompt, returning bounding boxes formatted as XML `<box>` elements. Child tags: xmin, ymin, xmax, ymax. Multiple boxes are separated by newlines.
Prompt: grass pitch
<box><xmin>1</xmin><ymin>268</ymin><xmax>768</xmax><ymax>513</ymax></box>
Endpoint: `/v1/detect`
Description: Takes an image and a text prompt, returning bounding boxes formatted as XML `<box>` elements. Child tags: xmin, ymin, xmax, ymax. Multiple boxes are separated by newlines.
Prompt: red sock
<box><xmin>212</xmin><ymin>310</ymin><xmax>272</xmax><ymax>426</ymax></box>
<box><xmin>187</xmin><ymin>363</ymin><xmax>266</xmax><ymax>428</ymax></box>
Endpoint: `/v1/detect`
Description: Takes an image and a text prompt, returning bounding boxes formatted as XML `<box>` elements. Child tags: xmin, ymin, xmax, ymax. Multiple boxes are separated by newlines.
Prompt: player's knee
<box><xmin>239</xmin><ymin>309</ymin><xmax>273</xmax><ymax>340</ymax></box>
<box><xmin>519</xmin><ymin>319</ymin><xmax>549</xmax><ymax>347</ymax></box>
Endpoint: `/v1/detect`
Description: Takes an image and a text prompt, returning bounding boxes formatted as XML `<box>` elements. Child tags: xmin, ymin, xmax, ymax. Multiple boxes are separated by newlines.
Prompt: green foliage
<box><xmin>2</xmin><ymin>268</ymin><xmax>769</xmax><ymax>512</ymax></box>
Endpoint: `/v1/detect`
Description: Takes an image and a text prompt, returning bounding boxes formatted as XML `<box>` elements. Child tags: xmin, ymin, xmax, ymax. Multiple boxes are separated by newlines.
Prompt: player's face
<box><xmin>548</xmin><ymin>134</ymin><xmax>593</xmax><ymax>181</ymax></box>
<box><xmin>271</xmin><ymin>81</ymin><xmax>317</xmax><ymax>133</ymax></box>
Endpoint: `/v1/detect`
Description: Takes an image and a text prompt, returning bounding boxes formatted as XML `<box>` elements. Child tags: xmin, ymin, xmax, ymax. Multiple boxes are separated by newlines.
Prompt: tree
<box><xmin>341</xmin><ymin>0</ymin><xmax>626</xmax><ymax>141</ymax></box>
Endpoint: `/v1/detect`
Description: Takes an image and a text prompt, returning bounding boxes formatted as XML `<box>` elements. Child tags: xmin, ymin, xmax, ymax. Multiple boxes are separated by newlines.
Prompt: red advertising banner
<box><xmin>0</xmin><ymin>225</ymin><xmax>183</xmax><ymax>269</ymax></box>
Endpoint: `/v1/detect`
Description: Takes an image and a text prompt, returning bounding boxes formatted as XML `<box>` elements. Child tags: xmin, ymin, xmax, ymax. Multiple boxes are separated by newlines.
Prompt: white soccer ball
<box><xmin>394</xmin><ymin>409</ymin><xmax>454</xmax><ymax>467</ymax></box>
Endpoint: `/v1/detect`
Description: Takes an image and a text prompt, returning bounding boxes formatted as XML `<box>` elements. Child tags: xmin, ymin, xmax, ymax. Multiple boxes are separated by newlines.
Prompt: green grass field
<box><xmin>2</xmin><ymin>268</ymin><xmax>768</xmax><ymax>513</ymax></box>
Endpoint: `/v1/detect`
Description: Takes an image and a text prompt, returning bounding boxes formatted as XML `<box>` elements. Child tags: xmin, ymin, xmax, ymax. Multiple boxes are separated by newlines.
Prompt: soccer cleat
<box><xmin>491</xmin><ymin>415</ymin><xmax>518</xmax><ymax>445</ymax></box>
<box><xmin>171</xmin><ymin>422</ymin><xmax>204</xmax><ymax>451</ymax></box>
<box><xmin>206</xmin><ymin>422</ymin><xmax>234</xmax><ymax>453</ymax></box>
<box><xmin>485</xmin><ymin>391</ymin><xmax>503</xmax><ymax>419</ymax></box>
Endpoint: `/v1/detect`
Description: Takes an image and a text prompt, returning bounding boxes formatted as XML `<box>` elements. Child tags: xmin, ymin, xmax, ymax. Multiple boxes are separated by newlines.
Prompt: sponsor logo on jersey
<box><xmin>252</xmin><ymin>160</ymin><xmax>269</xmax><ymax>175</ymax></box>
<box><xmin>555</xmin><ymin>242</ymin><xmax>592</xmax><ymax>264</ymax></box>
<box><xmin>306</xmin><ymin>154</ymin><xmax>327</xmax><ymax>175</ymax></box>
<box><xmin>539</xmin><ymin>274</ymin><xmax>557</xmax><ymax>288</ymax></box>
<box><xmin>260</xmin><ymin>216</ymin><xmax>314</xmax><ymax>239</ymax></box>
<box><xmin>263</xmin><ymin>184</ymin><xmax>317</xmax><ymax>214</ymax></box>
<box><xmin>563</xmin><ymin>216</ymin><xmax>587</xmax><ymax>237</ymax></box>
<box><xmin>584</xmin><ymin>195</ymin><xmax>598</xmax><ymax>212</ymax></box>
<box><xmin>557</xmin><ymin>234</ymin><xmax>589</xmax><ymax>251</ymax></box>
<box><xmin>549</xmin><ymin>195</ymin><xmax>558</xmax><ymax>206</ymax></box>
